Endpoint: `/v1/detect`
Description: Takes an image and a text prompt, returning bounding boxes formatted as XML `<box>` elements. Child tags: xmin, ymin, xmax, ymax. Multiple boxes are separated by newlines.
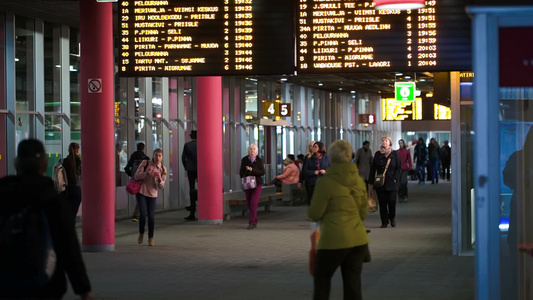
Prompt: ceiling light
<box><xmin>395</xmin><ymin>72</ymin><xmax>403</xmax><ymax>76</ymax></box>
<box><xmin>339</xmin><ymin>88</ymin><xmax>343</xmax><ymax>91</ymax></box>
<box><xmin>351</xmin><ymin>91</ymin><xmax>356</xmax><ymax>94</ymax></box>
<box><xmin>373</xmin><ymin>0</ymin><xmax>425</xmax><ymax>10</ymax></box>
<box><xmin>420</xmin><ymin>78</ymin><xmax>426</xmax><ymax>82</ymax></box>
<box><xmin>318</xmin><ymin>83</ymin><xmax>323</xmax><ymax>87</ymax></box>
<box><xmin>405</xmin><ymin>76</ymin><xmax>411</xmax><ymax>79</ymax></box>
<box><xmin>280</xmin><ymin>78</ymin><xmax>287</xmax><ymax>82</ymax></box>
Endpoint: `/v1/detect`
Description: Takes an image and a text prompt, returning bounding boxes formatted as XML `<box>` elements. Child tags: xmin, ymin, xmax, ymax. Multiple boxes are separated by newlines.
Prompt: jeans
<box><xmin>245</xmin><ymin>184</ymin><xmax>262</xmax><ymax>225</ymax></box>
<box><xmin>306</xmin><ymin>182</ymin><xmax>316</xmax><ymax>206</ymax></box>
<box><xmin>136</xmin><ymin>193</ymin><xmax>156</xmax><ymax>238</ymax></box>
<box><xmin>314</xmin><ymin>245</ymin><xmax>367</xmax><ymax>300</ymax></box>
<box><xmin>416</xmin><ymin>162</ymin><xmax>426</xmax><ymax>183</ymax></box>
<box><xmin>429</xmin><ymin>159</ymin><xmax>439</xmax><ymax>183</ymax></box>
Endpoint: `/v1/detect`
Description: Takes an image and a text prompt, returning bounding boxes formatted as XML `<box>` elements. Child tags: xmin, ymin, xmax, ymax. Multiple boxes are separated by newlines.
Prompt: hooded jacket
<box><xmin>308</xmin><ymin>163</ymin><xmax>369</xmax><ymax>250</ymax></box>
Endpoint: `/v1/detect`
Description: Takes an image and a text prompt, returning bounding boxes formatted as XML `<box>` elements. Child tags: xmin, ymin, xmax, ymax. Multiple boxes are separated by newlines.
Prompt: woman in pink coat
<box><xmin>275</xmin><ymin>158</ymin><xmax>300</xmax><ymax>184</ymax></box>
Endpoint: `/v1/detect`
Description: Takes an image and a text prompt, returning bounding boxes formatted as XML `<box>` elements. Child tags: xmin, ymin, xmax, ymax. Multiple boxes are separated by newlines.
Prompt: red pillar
<box><xmin>196</xmin><ymin>77</ymin><xmax>223</xmax><ymax>224</ymax></box>
<box><xmin>79</xmin><ymin>0</ymin><xmax>115</xmax><ymax>251</ymax></box>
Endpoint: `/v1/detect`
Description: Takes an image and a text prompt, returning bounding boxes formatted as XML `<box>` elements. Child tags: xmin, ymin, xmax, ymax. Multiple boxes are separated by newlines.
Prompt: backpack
<box><xmin>52</xmin><ymin>159</ymin><xmax>68</xmax><ymax>193</ymax></box>
<box><xmin>0</xmin><ymin>203</ymin><xmax>57</xmax><ymax>291</ymax></box>
<box><xmin>129</xmin><ymin>157</ymin><xmax>149</xmax><ymax>178</ymax></box>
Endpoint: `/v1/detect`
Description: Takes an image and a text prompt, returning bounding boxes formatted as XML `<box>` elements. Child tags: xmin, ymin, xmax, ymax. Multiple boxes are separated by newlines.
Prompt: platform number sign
<box><xmin>263</xmin><ymin>102</ymin><xmax>292</xmax><ymax>117</ymax></box>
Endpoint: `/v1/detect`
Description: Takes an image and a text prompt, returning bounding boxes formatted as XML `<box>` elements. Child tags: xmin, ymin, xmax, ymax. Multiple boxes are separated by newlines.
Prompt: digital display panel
<box><xmin>297</xmin><ymin>0</ymin><xmax>471</xmax><ymax>73</ymax></box>
<box><xmin>119</xmin><ymin>0</ymin><xmax>294</xmax><ymax>76</ymax></box>
<box><xmin>382</xmin><ymin>97</ymin><xmax>422</xmax><ymax>121</ymax></box>
<box><xmin>434</xmin><ymin>103</ymin><xmax>451</xmax><ymax>120</ymax></box>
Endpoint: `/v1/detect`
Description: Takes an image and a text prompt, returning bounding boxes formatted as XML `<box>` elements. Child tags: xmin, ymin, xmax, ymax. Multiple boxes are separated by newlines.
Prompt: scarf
<box><xmin>249</xmin><ymin>156</ymin><xmax>256</xmax><ymax>163</ymax></box>
<box><xmin>379</xmin><ymin>147</ymin><xmax>392</xmax><ymax>157</ymax></box>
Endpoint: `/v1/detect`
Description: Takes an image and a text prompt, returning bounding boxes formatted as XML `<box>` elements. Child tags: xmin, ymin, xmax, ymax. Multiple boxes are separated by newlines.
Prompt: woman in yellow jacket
<box><xmin>308</xmin><ymin>140</ymin><xmax>369</xmax><ymax>300</ymax></box>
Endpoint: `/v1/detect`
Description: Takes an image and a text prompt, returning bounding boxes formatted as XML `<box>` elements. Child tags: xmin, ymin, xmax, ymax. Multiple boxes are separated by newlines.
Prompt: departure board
<box><xmin>297</xmin><ymin>0</ymin><xmax>471</xmax><ymax>73</ymax></box>
<box><xmin>382</xmin><ymin>97</ymin><xmax>422</xmax><ymax>121</ymax></box>
<box><xmin>119</xmin><ymin>0</ymin><xmax>294</xmax><ymax>76</ymax></box>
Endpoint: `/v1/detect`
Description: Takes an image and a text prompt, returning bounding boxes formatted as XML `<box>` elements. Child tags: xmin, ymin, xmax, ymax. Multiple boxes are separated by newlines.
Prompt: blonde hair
<box><xmin>382</xmin><ymin>136</ymin><xmax>393</xmax><ymax>148</ymax></box>
<box><xmin>328</xmin><ymin>140</ymin><xmax>353</xmax><ymax>164</ymax></box>
<box><xmin>152</xmin><ymin>148</ymin><xmax>167</xmax><ymax>175</ymax></box>
<box><xmin>306</xmin><ymin>141</ymin><xmax>316</xmax><ymax>158</ymax></box>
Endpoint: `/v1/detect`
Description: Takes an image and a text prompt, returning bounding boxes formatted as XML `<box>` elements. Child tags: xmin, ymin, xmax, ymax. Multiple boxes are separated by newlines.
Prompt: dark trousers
<box><xmin>244</xmin><ymin>184</ymin><xmax>262</xmax><ymax>225</ymax></box>
<box><xmin>187</xmin><ymin>171</ymin><xmax>198</xmax><ymax>212</ymax></box>
<box><xmin>416</xmin><ymin>162</ymin><xmax>426</xmax><ymax>183</ymax></box>
<box><xmin>398</xmin><ymin>170</ymin><xmax>409</xmax><ymax>200</ymax></box>
<box><xmin>441</xmin><ymin>162</ymin><xmax>451</xmax><ymax>180</ymax></box>
<box><xmin>429</xmin><ymin>159</ymin><xmax>439</xmax><ymax>183</ymax></box>
<box><xmin>137</xmin><ymin>193</ymin><xmax>156</xmax><ymax>238</ymax></box>
<box><xmin>67</xmin><ymin>186</ymin><xmax>81</xmax><ymax>225</ymax></box>
<box><xmin>313</xmin><ymin>245</ymin><xmax>367</xmax><ymax>300</ymax></box>
<box><xmin>376</xmin><ymin>189</ymin><xmax>397</xmax><ymax>226</ymax></box>
<box><xmin>306</xmin><ymin>182</ymin><xmax>316</xmax><ymax>206</ymax></box>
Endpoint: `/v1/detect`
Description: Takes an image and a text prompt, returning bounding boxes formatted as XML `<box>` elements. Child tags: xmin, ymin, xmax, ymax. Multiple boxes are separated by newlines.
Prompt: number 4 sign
<box><xmin>262</xmin><ymin>102</ymin><xmax>292</xmax><ymax>117</ymax></box>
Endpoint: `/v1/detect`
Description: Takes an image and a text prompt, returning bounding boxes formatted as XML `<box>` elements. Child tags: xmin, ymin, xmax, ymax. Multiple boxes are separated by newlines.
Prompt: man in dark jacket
<box><xmin>182</xmin><ymin>130</ymin><xmax>198</xmax><ymax>221</ymax></box>
<box><xmin>414</xmin><ymin>138</ymin><xmax>428</xmax><ymax>184</ymax></box>
<box><xmin>439</xmin><ymin>140</ymin><xmax>451</xmax><ymax>181</ymax></box>
<box><xmin>124</xmin><ymin>142</ymin><xmax>149</xmax><ymax>222</ymax></box>
<box><xmin>0</xmin><ymin>139</ymin><xmax>92</xmax><ymax>299</ymax></box>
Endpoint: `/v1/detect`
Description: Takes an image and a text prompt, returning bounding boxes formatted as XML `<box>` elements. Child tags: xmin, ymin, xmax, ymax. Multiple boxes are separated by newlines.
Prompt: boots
<box><xmin>149</xmin><ymin>238</ymin><xmax>155</xmax><ymax>246</ymax></box>
<box><xmin>138</xmin><ymin>233</ymin><xmax>144</xmax><ymax>244</ymax></box>
<box><xmin>184</xmin><ymin>212</ymin><xmax>196</xmax><ymax>221</ymax></box>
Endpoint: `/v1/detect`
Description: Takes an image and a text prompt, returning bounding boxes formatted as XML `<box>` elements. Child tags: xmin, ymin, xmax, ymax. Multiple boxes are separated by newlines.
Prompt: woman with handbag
<box><xmin>302</xmin><ymin>142</ymin><xmax>330</xmax><ymax>206</ymax></box>
<box><xmin>308</xmin><ymin>140</ymin><xmax>369</xmax><ymax>300</ymax></box>
<box><xmin>134</xmin><ymin>149</ymin><xmax>167</xmax><ymax>246</ymax></box>
<box><xmin>369</xmin><ymin>136</ymin><xmax>402</xmax><ymax>228</ymax></box>
<box><xmin>239</xmin><ymin>144</ymin><xmax>265</xmax><ymax>230</ymax></box>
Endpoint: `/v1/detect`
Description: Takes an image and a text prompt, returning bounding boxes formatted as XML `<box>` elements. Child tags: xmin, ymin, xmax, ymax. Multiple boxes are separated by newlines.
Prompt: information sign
<box><xmin>382</xmin><ymin>97</ymin><xmax>422</xmax><ymax>121</ymax></box>
<box><xmin>262</xmin><ymin>102</ymin><xmax>292</xmax><ymax>117</ymax></box>
<box><xmin>119</xmin><ymin>0</ymin><xmax>294</xmax><ymax>76</ymax></box>
<box><xmin>395</xmin><ymin>82</ymin><xmax>416</xmax><ymax>101</ymax></box>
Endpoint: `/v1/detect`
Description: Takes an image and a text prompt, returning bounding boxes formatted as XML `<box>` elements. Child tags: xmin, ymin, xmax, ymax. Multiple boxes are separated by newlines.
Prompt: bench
<box><xmin>277</xmin><ymin>182</ymin><xmax>307</xmax><ymax>206</ymax></box>
<box><xmin>223</xmin><ymin>185</ymin><xmax>283</xmax><ymax>220</ymax></box>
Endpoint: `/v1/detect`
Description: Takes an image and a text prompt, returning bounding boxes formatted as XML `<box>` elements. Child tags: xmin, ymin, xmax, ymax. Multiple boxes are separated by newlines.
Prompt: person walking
<box><xmin>308</xmin><ymin>140</ymin><xmax>369</xmax><ymax>300</ymax></box>
<box><xmin>302</xmin><ymin>142</ymin><xmax>330</xmax><ymax>206</ymax></box>
<box><xmin>0</xmin><ymin>139</ymin><xmax>93</xmax><ymax>300</ymax></box>
<box><xmin>239</xmin><ymin>144</ymin><xmax>265</xmax><ymax>230</ymax></box>
<box><xmin>408</xmin><ymin>140</ymin><xmax>417</xmax><ymax>181</ymax></box>
<box><xmin>62</xmin><ymin>142</ymin><xmax>82</xmax><ymax>224</ymax></box>
<box><xmin>369</xmin><ymin>136</ymin><xmax>401</xmax><ymax>228</ymax></box>
<box><xmin>182</xmin><ymin>130</ymin><xmax>198</xmax><ymax>221</ymax></box>
<box><xmin>124</xmin><ymin>142</ymin><xmax>150</xmax><ymax>222</ymax></box>
<box><xmin>414</xmin><ymin>137</ymin><xmax>428</xmax><ymax>184</ymax></box>
<box><xmin>428</xmin><ymin>138</ymin><xmax>440</xmax><ymax>184</ymax></box>
<box><xmin>440</xmin><ymin>140</ymin><xmax>451</xmax><ymax>181</ymax></box>
<box><xmin>135</xmin><ymin>149</ymin><xmax>167</xmax><ymax>246</ymax></box>
<box><xmin>397</xmin><ymin>139</ymin><xmax>412</xmax><ymax>203</ymax></box>
<box><xmin>299</xmin><ymin>141</ymin><xmax>316</xmax><ymax>202</ymax></box>
<box><xmin>355</xmin><ymin>140</ymin><xmax>373</xmax><ymax>186</ymax></box>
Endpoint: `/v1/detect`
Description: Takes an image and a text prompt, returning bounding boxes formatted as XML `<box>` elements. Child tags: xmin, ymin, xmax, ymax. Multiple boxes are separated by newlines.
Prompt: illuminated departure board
<box><xmin>119</xmin><ymin>0</ymin><xmax>294</xmax><ymax>76</ymax></box>
<box><xmin>382</xmin><ymin>98</ymin><xmax>422</xmax><ymax>121</ymax></box>
<box><xmin>297</xmin><ymin>0</ymin><xmax>471</xmax><ymax>73</ymax></box>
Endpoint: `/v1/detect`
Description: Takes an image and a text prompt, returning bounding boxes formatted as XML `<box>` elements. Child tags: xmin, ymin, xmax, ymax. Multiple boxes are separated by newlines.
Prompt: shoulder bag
<box><xmin>373</xmin><ymin>157</ymin><xmax>391</xmax><ymax>188</ymax></box>
<box><xmin>242</xmin><ymin>170</ymin><xmax>257</xmax><ymax>190</ymax></box>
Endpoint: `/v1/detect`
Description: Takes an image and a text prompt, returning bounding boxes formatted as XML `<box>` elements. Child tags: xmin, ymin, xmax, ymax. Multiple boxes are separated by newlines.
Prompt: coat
<box><xmin>355</xmin><ymin>147</ymin><xmax>373</xmax><ymax>181</ymax></box>
<box><xmin>239</xmin><ymin>156</ymin><xmax>265</xmax><ymax>186</ymax></box>
<box><xmin>276</xmin><ymin>163</ymin><xmax>300</xmax><ymax>184</ymax></box>
<box><xmin>0</xmin><ymin>174</ymin><xmax>91</xmax><ymax>298</ymax></box>
<box><xmin>135</xmin><ymin>160</ymin><xmax>167</xmax><ymax>198</ymax></box>
<box><xmin>369</xmin><ymin>150</ymin><xmax>402</xmax><ymax>192</ymax></box>
<box><xmin>302</xmin><ymin>154</ymin><xmax>330</xmax><ymax>186</ymax></box>
<box><xmin>307</xmin><ymin>163</ymin><xmax>369</xmax><ymax>250</ymax></box>
<box><xmin>181</xmin><ymin>140</ymin><xmax>197</xmax><ymax>172</ymax></box>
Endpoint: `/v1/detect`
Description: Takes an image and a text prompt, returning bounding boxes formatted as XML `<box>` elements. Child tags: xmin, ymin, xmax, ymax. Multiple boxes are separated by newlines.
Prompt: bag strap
<box><xmin>383</xmin><ymin>157</ymin><xmax>392</xmax><ymax>176</ymax></box>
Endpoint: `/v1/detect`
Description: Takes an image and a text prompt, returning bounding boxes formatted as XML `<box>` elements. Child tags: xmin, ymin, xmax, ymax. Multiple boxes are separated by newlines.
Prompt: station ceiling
<box><xmin>0</xmin><ymin>1</ymin><xmax>436</xmax><ymax>95</ymax></box>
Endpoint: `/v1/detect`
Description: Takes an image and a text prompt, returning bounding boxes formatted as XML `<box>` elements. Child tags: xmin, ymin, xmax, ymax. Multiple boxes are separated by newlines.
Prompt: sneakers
<box><xmin>132</xmin><ymin>217</ymin><xmax>139</xmax><ymax>222</ymax></box>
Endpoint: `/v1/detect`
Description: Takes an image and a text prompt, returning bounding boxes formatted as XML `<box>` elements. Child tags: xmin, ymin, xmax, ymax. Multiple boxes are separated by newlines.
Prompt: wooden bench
<box><xmin>278</xmin><ymin>182</ymin><xmax>307</xmax><ymax>206</ymax></box>
<box><xmin>223</xmin><ymin>186</ymin><xmax>281</xmax><ymax>220</ymax></box>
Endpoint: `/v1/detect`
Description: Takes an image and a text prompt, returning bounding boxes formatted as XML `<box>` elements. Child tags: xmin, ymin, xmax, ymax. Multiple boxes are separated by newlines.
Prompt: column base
<box><xmin>198</xmin><ymin>219</ymin><xmax>223</xmax><ymax>225</ymax></box>
<box><xmin>82</xmin><ymin>244</ymin><xmax>115</xmax><ymax>252</ymax></box>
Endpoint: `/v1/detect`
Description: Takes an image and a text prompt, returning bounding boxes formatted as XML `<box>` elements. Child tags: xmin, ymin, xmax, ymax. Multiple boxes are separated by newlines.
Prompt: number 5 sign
<box><xmin>262</xmin><ymin>102</ymin><xmax>292</xmax><ymax>117</ymax></box>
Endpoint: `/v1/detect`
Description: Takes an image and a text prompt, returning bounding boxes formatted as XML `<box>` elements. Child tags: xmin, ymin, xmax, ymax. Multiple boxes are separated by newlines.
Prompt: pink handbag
<box><xmin>241</xmin><ymin>175</ymin><xmax>257</xmax><ymax>190</ymax></box>
<box><xmin>126</xmin><ymin>178</ymin><xmax>142</xmax><ymax>195</ymax></box>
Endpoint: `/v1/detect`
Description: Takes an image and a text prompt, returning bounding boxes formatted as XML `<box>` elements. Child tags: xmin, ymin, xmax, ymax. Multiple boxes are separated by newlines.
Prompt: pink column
<box><xmin>79</xmin><ymin>0</ymin><xmax>115</xmax><ymax>251</ymax></box>
<box><xmin>196</xmin><ymin>77</ymin><xmax>223</xmax><ymax>224</ymax></box>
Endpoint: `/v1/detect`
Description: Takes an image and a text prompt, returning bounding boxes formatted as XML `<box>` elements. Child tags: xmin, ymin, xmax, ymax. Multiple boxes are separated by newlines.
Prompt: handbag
<box><xmin>309</xmin><ymin>222</ymin><xmax>320</xmax><ymax>276</ymax></box>
<box><xmin>373</xmin><ymin>158</ymin><xmax>391</xmax><ymax>188</ymax></box>
<box><xmin>368</xmin><ymin>185</ymin><xmax>378</xmax><ymax>212</ymax></box>
<box><xmin>242</xmin><ymin>170</ymin><xmax>257</xmax><ymax>190</ymax></box>
<box><xmin>126</xmin><ymin>178</ymin><xmax>142</xmax><ymax>195</ymax></box>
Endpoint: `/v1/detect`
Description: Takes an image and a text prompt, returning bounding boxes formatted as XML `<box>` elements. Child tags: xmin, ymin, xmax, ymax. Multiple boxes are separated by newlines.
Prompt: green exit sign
<box><xmin>395</xmin><ymin>82</ymin><xmax>416</xmax><ymax>101</ymax></box>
